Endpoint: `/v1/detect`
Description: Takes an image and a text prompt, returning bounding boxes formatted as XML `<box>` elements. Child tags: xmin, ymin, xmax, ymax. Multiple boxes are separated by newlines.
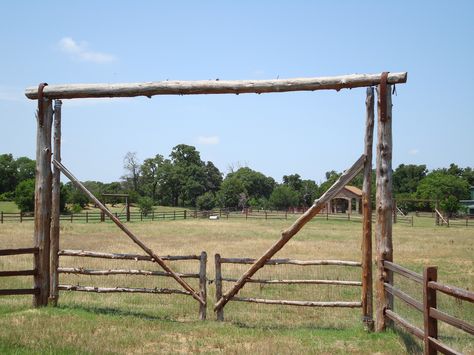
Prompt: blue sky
<box><xmin>1</xmin><ymin>1</ymin><xmax>473</xmax><ymax>184</ymax></box>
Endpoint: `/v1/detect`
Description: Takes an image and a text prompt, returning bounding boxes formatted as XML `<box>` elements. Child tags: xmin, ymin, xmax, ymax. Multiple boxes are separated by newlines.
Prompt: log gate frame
<box><xmin>25</xmin><ymin>72</ymin><xmax>407</xmax><ymax>331</ymax></box>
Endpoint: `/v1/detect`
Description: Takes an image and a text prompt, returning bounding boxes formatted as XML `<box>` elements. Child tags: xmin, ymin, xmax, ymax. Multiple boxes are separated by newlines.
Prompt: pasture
<box><xmin>0</xmin><ymin>217</ymin><xmax>473</xmax><ymax>354</ymax></box>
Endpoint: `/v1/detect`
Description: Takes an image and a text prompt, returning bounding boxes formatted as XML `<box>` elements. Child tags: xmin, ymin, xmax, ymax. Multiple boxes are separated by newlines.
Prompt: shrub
<box><xmin>14</xmin><ymin>179</ymin><xmax>35</xmax><ymax>212</ymax></box>
<box><xmin>138</xmin><ymin>197</ymin><xmax>154</xmax><ymax>216</ymax></box>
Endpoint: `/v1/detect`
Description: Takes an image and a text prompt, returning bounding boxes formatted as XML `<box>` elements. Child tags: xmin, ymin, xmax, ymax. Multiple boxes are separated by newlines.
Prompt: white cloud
<box><xmin>197</xmin><ymin>136</ymin><xmax>220</xmax><ymax>145</ymax></box>
<box><xmin>58</xmin><ymin>37</ymin><xmax>116</xmax><ymax>63</ymax></box>
<box><xmin>408</xmin><ymin>148</ymin><xmax>419</xmax><ymax>155</ymax></box>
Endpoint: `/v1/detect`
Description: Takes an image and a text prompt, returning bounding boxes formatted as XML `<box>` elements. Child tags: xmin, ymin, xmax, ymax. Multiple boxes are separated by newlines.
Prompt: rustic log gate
<box><xmin>214</xmin><ymin>254</ymin><xmax>363</xmax><ymax>321</ymax></box>
<box><xmin>0</xmin><ymin>248</ymin><xmax>39</xmax><ymax>299</ymax></box>
<box><xmin>383</xmin><ymin>261</ymin><xmax>474</xmax><ymax>355</ymax></box>
<box><xmin>24</xmin><ymin>72</ymin><xmax>406</xmax><ymax>327</ymax></box>
<box><xmin>56</xmin><ymin>249</ymin><xmax>207</xmax><ymax>320</ymax></box>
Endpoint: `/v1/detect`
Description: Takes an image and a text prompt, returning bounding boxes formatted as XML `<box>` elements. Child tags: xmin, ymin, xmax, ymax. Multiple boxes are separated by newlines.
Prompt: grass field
<box><xmin>0</xmin><ymin>217</ymin><xmax>473</xmax><ymax>354</ymax></box>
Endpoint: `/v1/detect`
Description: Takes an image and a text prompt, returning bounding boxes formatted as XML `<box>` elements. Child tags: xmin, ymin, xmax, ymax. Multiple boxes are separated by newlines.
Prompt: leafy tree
<box><xmin>141</xmin><ymin>154</ymin><xmax>165</xmax><ymax>202</ymax></box>
<box><xmin>65</xmin><ymin>182</ymin><xmax>89</xmax><ymax>208</ymax></box>
<box><xmin>269</xmin><ymin>185</ymin><xmax>299</xmax><ymax>210</ymax></box>
<box><xmin>203</xmin><ymin>161</ymin><xmax>223</xmax><ymax>193</ymax></box>
<box><xmin>138</xmin><ymin>197</ymin><xmax>154</xmax><ymax>216</ymax></box>
<box><xmin>226</xmin><ymin>167</ymin><xmax>275</xmax><ymax>200</ymax></box>
<box><xmin>15</xmin><ymin>157</ymin><xmax>35</xmax><ymax>182</ymax></box>
<box><xmin>301</xmin><ymin>179</ymin><xmax>319</xmax><ymax>207</ymax></box>
<box><xmin>196</xmin><ymin>192</ymin><xmax>217</xmax><ymax>210</ymax></box>
<box><xmin>393</xmin><ymin>164</ymin><xmax>427</xmax><ymax>195</ymax></box>
<box><xmin>122</xmin><ymin>152</ymin><xmax>141</xmax><ymax>192</ymax></box>
<box><xmin>217</xmin><ymin>176</ymin><xmax>245</xmax><ymax>208</ymax></box>
<box><xmin>14</xmin><ymin>179</ymin><xmax>35</xmax><ymax>212</ymax></box>
<box><xmin>318</xmin><ymin>170</ymin><xmax>341</xmax><ymax>197</ymax></box>
<box><xmin>0</xmin><ymin>154</ymin><xmax>17</xmax><ymax>194</ymax></box>
<box><xmin>417</xmin><ymin>171</ymin><xmax>469</xmax><ymax>216</ymax></box>
<box><xmin>283</xmin><ymin>174</ymin><xmax>303</xmax><ymax>192</ymax></box>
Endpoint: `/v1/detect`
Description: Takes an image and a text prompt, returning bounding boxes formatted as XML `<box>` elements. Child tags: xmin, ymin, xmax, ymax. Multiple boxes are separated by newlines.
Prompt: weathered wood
<box><xmin>214</xmin><ymin>254</ymin><xmax>224</xmax><ymax>321</ymax></box>
<box><xmin>221</xmin><ymin>278</ymin><xmax>362</xmax><ymax>286</ymax></box>
<box><xmin>375</xmin><ymin>83</ymin><xmax>393</xmax><ymax>331</ymax></box>
<box><xmin>25</xmin><ymin>72</ymin><xmax>407</xmax><ymax>100</ymax></box>
<box><xmin>384</xmin><ymin>283</ymin><xmax>423</xmax><ymax>312</ymax></box>
<box><xmin>214</xmin><ymin>155</ymin><xmax>366</xmax><ymax>313</ymax></box>
<box><xmin>428</xmin><ymin>280</ymin><xmax>474</xmax><ymax>303</ymax></box>
<box><xmin>429</xmin><ymin>307</ymin><xmax>474</xmax><ymax>336</ymax></box>
<box><xmin>231</xmin><ymin>297</ymin><xmax>362</xmax><ymax>308</ymax></box>
<box><xmin>383</xmin><ymin>261</ymin><xmax>423</xmax><ymax>284</ymax></box>
<box><xmin>199</xmin><ymin>251</ymin><xmax>207</xmax><ymax>320</ymax></box>
<box><xmin>423</xmin><ymin>267</ymin><xmax>438</xmax><ymax>355</ymax></box>
<box><xmin>427</xmin><ymin>337</ymin><xmax>462</xmax><ymax>355</ymax></box>
<box><xmin>58</xmin><ymin>285</ymin><xmax>191</xmax><ymax>295</ymax></box>
<box><xmin>50</xmin><ymin>99</ymin><xmax>62</xmax><ymax>306</ymax></box>
<box><xmin>219</xmin><ymin>257</ymin><xmax>362</xmax><ymax>266</ymax></box>
<box><xmin>385</xmin><ymin>309</ymin><xmax>424</xmax><ymax>340</ymax></box>
<box><xmin>58</xmin><ymin>267</ymin><xmax>199</xmax><ymax>278</ymax></box>
<box><xmin>362</xmin><ymin>87</ymin><xmax>375</xmax><ymax>330</ymax></box>
<box><xmin>0</xmin><ymin>247</ymin><xmax>39</xmax><ymax>256</ymax></box>
<box><xmin>0</xmin><ymin>270</ymin><xmax>37</xmax><ymax>277</ymax></box>
<box><xmin>33</xmin><ymin>98</ymin><xmax>53</xmax><ymax>307</ymax></box>
<box><xmin>59</xmin><ymin>249</ymin><xmax>200</xmax><ymax>261</ymax></box>
<box><xmin>0</xmin><ymin>288</ymin><xmax>40</xmax><ymax>296</ymax></box>
<box><xmin>52</xmin><ymin>160</ymin><xmax>204</xmax><ymax>306</ymax></box>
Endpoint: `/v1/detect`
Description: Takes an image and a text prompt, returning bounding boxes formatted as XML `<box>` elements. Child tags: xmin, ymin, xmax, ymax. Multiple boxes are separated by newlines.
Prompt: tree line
<box><xmin>1</xmin><ymin>148</ymin><xmax>472</xmax><ymax>216</ymax></box>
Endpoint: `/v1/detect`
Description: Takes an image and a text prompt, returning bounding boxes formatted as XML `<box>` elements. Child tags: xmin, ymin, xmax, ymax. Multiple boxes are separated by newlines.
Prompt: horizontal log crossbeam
<box><xmin>0</xmin><ymin>288</ymin><xmax>40</xmax><ymax>296</ymax></box>
<box><xmin>0</xmin><ymin>270</ymin><xmax>37</xmax><ymax>277</ymax></box>
<box><xmin>0</xmin><ymin>247</ymin><xmax>39</xmax><ymax>256</ymax></box>
<box><xmin>231</xmin><ymin>297</ymin><xmax>362</xmax><ymax>308</ymax></box>
<box><xmin>221</xmin><ymin>278</ymin><xmax>361</xmax><ymax>286</ymax></box>
<box><xmin>383</xmin><ymin>261</ymin><xmax>423</xmax><ymax>284</ymax></box>
<box><xmin>59</xmin><ymin>285</ymin><xmax>191</xmax><ymax>296</ymax></box>
<box><xmin>220</xmin><ymin>258</ymin><xmax>361</xmax><ymax>266</ymax></box>
<box><xmin>25</xmin><ymin>72</ymin><xmax>407</xmax><ymax>100</ymax></box>
<box><xmin>428</xmin><ymin>281</ymin><xmax>474</xmax><ymax>303</ymax></box>
<box><xmin>59</xmin><ymin>249</ymin><xmax>200</xmax><ymax>261</ymax></box>
<box><xmin>58</xmin><ymin>267</ymin><xmax>199</xmax><ymax>279</ymax></box>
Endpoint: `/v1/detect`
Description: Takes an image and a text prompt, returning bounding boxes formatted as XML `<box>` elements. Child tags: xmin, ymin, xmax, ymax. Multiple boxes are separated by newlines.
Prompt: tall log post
<box><xmin>49</xmin><ymin>100</ymin><xmax>62</xmax><ymax>305</ymax></box>
<box><xmin>423</xmin><ymin>267</ymin><xmax>438</xmax><ymax>355</ymax></box>
<box><xmin>375</xmin><ymin>81</ymin><xmax>393</xmax><ymax>332</ymax></box>
<box><xmin>215</xmin><ymin>254</ymin><xmax>224</xmax><ymax>321</ymax></box>
<box><xmin>199</xmin><ymin>251</ymin><xmax>207</xmax><ymax>320</ymax></box>
<box><xmin>33</xmin><ymin>97</ymin><xmax>53</xmax><ymax>307</ymax></box>
<box><xmin>362</xmin><ymin>87</ymin><xmax>375</xmax><ymax>330</ymax></box>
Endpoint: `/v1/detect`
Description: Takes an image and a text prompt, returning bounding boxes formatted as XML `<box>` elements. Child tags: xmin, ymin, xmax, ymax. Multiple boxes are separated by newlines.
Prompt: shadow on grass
<box><xmin>57</xmin><ymin>304</ymin><xmax>181</xmax><ymax>323</ymax></box>
<box><xmin>392</xmin><ymin>327</ymin><xmax>423</xmax><ymax>354</ymax></box>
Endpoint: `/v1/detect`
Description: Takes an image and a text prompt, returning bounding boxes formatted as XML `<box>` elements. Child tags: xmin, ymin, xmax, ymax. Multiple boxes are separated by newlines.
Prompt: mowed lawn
<box><xmin>0</xmin><ymin>217</ymin><xmax>473</xmax><ymax>354</ymax></box>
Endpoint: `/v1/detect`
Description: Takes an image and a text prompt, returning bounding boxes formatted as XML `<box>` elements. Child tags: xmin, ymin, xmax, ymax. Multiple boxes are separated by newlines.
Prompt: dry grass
<box><xmin>0</xmin><ymin>217</ymin><xmax>473</xmax><ymax>354</ymax></box>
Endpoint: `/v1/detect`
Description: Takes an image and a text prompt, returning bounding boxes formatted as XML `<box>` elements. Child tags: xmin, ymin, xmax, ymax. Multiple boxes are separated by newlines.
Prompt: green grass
<box><xmin>0</xmin><ymin>201</ymin><xmax>19</xmax><ymax>213</ymax></box>
<box><xmin>0</xmin><ymin>218</ymin><xmax>472</xmax><ymax>354</ymax></box>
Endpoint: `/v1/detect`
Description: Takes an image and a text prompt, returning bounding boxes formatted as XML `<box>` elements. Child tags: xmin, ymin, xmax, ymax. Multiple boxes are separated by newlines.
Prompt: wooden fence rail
<box><xmin>382</xmin><ymin>261</ymin><xmax>474</xmax><ymax>355</ymax></box>
<box><xmin>214</xmin><ymin>254</ymin><xmax>362</xmax><ymax>321</ymax></box>
<box><xmin>0</xmin><ymin>247</ymin><xmax>39</xmax><ymax>298</ymax></box>
<box><xmin>58</xmin><ymin>249</ymin><xmax>208</xmax><ymax>320</ymax></box>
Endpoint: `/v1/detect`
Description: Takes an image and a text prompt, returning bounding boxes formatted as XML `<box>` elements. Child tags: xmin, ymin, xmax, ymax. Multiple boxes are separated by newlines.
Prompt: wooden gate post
<box><xmin>33</xmin><ymin>93</ymin><xmax>53</xmax><ymax>307</ymax></box>
<box><xmin>375</xmin><ymin>76</ymin><xmax>393</xmax><ymax>331</ymax></box>
<box><xmin>50</xmin><ymin>100</ymin><xmax>62</xmax><ymax>306</ymax></box>
<box><xmin>362</xmin><ymin>87</ymin><xmax>375</xmax><ymax>330</ymax></box>
<box><xmin>214</xmin><ymin>254</ymin><xmax>224</xmax><ymax>321</ymax></box>
<box><xmin>199</xmin><ymin>251</ymin><xmax>207</xmax><ymax>320</ymax></box>
<box><xmin>423</xmin><ymin>267</ymin><xmax>438</xmax><ymax>355</ymax></box>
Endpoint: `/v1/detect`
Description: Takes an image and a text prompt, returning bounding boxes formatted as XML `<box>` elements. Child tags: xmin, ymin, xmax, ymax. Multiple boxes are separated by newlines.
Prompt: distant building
<box><xmin>460</xmin><ymin>186</ymin><xmax>474</xmax><ymax>215</ymax></box>
<box><xmin>326</xmin><ymin>185</ymin><xmax>363</xmax><ymax>214</ymax></box>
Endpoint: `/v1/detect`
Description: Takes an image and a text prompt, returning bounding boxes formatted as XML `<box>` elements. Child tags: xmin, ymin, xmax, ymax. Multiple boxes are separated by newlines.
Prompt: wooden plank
<box><xmin>58</xmin><ymin>284</ymin><xmax>191</xmax><ymax>296</ymax></box>
<box><xmin>384</xmin><ymin>283</ymin><xmax>423</xmax><ymax>312</ymax></box>
<box><xmin>424</xmin><ymin>267</ymin><xmax>438</xmax><ymax>355</ymax></box>
<box><xmin>428</xmin><ymin>281</ymin><xmax>474</xmax><ymax>303</ymax></box>
<box><xmin>430</xmin><ymin>307</ymin><xmax>474</xmax><ymax>336</ymax></box>
<box><xmin>34</xmin><ymin>97</ymin><xmax>53</xmax><ymax>307</ymax></box>
<box><xmin>383</xmin><ymin>261</ymin><xmax>423</xmax><ymax>283</ymax></box>
<box><xmin>385</xmin><ymin>309</ymin><xmax>424</xmax><ymax>340</ymax></box>
<box><xmin>25</xmin><ymin>72</ymin><xmax>408</xmax><ymax>99</ymax></box>
<box><xmin>214</xmin><ymin>254</ymin><xmax>224</xmax><ymax>321</ymax></box>
<box><xmin>50</xmin><ymin>99</ymin><xmax>62</xmax><ymax>306</ymax></box>
<box><xmin>231</xmin><ymin>297</ymin><xmax>362</xmax><ymax>308</ymax></box>
<box><xmin>214</xmin><ymin>155</ymin><xmax>366</xmax><ymax>313</ymax></box>
<box><xmin>0</xmin><ymin>288</ymin><xmax>40</xmax><ymax>296</ymax></box>
<box><xmin>0</xmin><ymin>270</ymin><xmax>37</xmax><ymax>277</ymax></box>
<box><xmin>58</xmin><ymin>267</ymin><xmax>199</xmax><ymax>278</ymax></box>
<box><xmin>219</xmin><ymin>257</ymin><xmax>362</xmax><ymax>266</ymax></box>
<box><xmin>59</xmin><ymin>249</ymin><xmax>200</xmax><ymax>261</ymax></box>
<box><xmin>53</xmin><ymin>160</ymin><xmax>204</xmax><ymax>306</ymax></box>
<box><xmin>375</xmin><ymin>82</ymin><xmax>393</xmax><ymax>331</ymax></box>
<box><xmin>0</xmin><ymin>247</ymin><xmax>39</xmax><ymax>256</ymax></box>
<box><xmin>221</xmin><ymin>278</ymin><xmax>362</xmax><ymax>286</ymax></box>
<box><xmin>427</xmin><ymin>337</ymin><xmax>462</xmax><ymax>355</ymax></box>
<box><xmin>362</xmin><ymin>87</ymin><xmax>375</xmax><ymax>329</ymax></box>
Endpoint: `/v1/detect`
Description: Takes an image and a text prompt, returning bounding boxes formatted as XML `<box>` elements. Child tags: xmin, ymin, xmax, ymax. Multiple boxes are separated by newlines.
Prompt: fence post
<box><xmin>219</xmin><ymin>208</ymin><xmax>222</xmax><ymax>218</ymax></box>
<box><xmin>173</xmin><ymin>210</ymin><xmax>176</xmax><ymax>220</ymax></box>
<box><xmin>1</xmin><ymin>211</ymin><xmax>3</xmax><ymax>224</ymax></box>
<box><xmin>20</xmin><ymin>211</ymin><xmax>23</xmax><ymax>223</ymax></box>
<box><xmin>423</xmin><ymin>267</ymin><xmax>438</xmax><ymax>355</ymax></box>
<box><xmin>70</xmin><ymin>213</ymin><xmax>73</xmax><ymax>223</ymax></box>
<box><xmin>86</xmin><ymin>212</ymin><xmax>88</xmax><ymax>223</ymax></box>
<box><xmin>215</xmin><ymin>254</ymin><xmax>224</xmax><ymax>321</ymax></box>
<box><xmin>467</xmin><ymin>217</ymin><xmax>469</xmax><ymax>227</ymax></box>
<box><xmin>101</xmin><ymin>211</ymin><xmax>105</xmax><ymax>222</ymax></box>
<box><xmin>199</xmin><ymin>251</ymin><xmax>207</xmax><ymax>320</ymax></box>
<box><xmin>152</xmin><ymin>211</ymin><xmax>154</xmax><ymax>221</ymax></box>
<box><xmin>140</xmin><ymin>212</ymin><xmax>143</xmax><ymax>221</ymax></box>
<box><xmin>184</xmin><ymin>210</ymin><xmax>187</xmax><ymax>220</ymax></box>
<box><xmin>285</xmin><ymin>210</ymin><xmax>287</xmax><ymax>220</ymax></box>
<box><xmin>265</xmin><ymin>211</ymin><xmax>267</xmax><ymax>220</ymax></box>
<box><xmin>411</xmin><ymin>216</ymin><xmax>414</xmax><ymax>227</ymax></box>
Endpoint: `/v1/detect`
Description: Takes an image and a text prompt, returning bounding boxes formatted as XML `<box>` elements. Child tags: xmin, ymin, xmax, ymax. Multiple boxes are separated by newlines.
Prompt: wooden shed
<box><xmin>327</xmin><ymin>185</ymin><xmax>363</xmax><ymax>214</ymax></box>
